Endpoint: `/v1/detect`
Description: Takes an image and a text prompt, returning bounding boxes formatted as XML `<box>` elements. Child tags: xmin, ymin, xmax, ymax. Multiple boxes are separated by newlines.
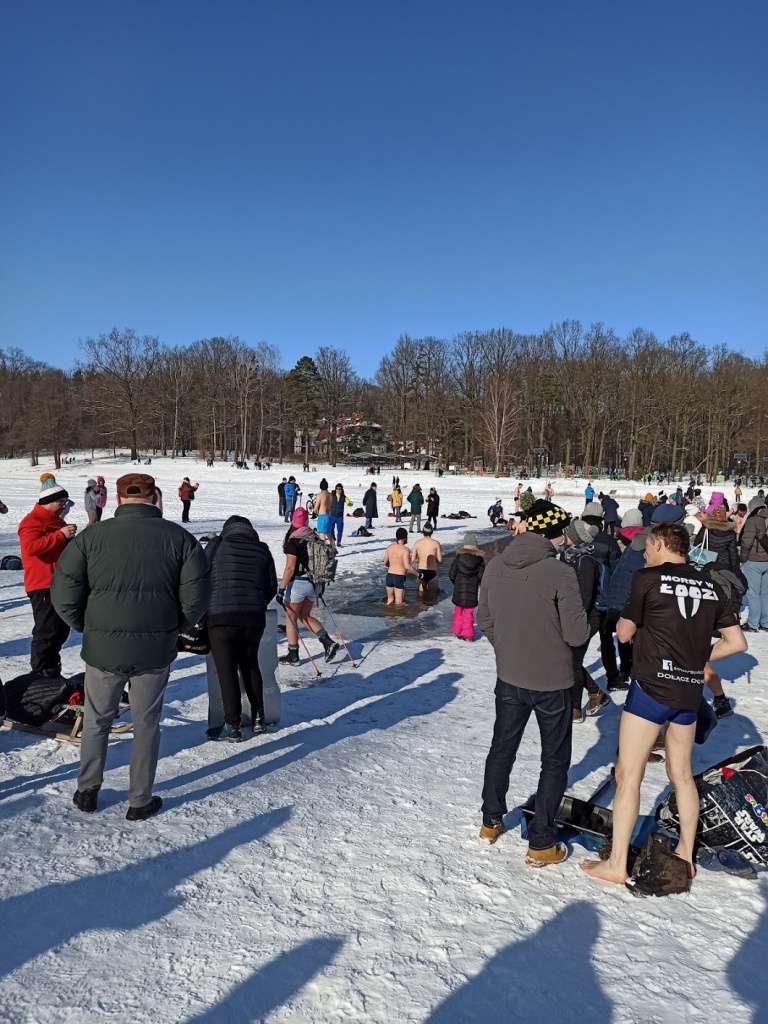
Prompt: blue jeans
<box><xmin>332</xmin><ymin>516</ymin><xmax>344</xmax><ymax>544</ymax></box>
<box><xmin>365</xmin><ymin>517</ymin><xmax>373</xmax><ymax>529</ymax></box>
<box><xmin>481</xmin><ymin>680</ymin><xmax>572</xmax><ymax>850</ymax></box>
<box><xmin>743</xmin><ymin>561</ymin><xmax>768</xmax><ymax>628</ymax></box>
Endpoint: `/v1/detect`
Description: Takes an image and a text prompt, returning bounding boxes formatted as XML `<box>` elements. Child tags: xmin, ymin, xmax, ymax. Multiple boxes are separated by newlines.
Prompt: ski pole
<box><xmin>317</xmin><ymin>592</ymin><xmax>357</xmax><ymax>668</ymax></box>
<box><xmin>281</xmin><ymin>603</ymin><xmax>322</xmax><ymax>677</ymax></box>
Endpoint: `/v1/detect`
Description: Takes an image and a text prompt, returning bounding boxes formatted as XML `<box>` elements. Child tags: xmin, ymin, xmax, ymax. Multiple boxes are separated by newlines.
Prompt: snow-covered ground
<box><xmin>0</xmin><ymin>456</ymin><xmax>766</xmax><ymax>1023</ymax></box>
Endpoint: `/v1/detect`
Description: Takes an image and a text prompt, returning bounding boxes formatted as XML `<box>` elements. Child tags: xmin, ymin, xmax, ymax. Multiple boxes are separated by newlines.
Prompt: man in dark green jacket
<box><xmin>51</xmin><ymin>473</ymin><xmax>210</xmax><ymax>821</ymax></box>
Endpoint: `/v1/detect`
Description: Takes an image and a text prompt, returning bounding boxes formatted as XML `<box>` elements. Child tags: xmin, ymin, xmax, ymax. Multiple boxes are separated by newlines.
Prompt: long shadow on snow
<box><xmin>424</xmin><ymin>902</ymin><xmax>612</xmax><ymax>1023</ymax></box>
<box><xmin>0</xmin><ymin>805</ymin><xmax>291</xmax><ymax>980</ymax></box>
<box><xmin>183</xmin><ymin>935</ymin><xmax>344</xmax><ymax>1023</ymax></box>
<box><xmin>165</xmin><ymin>665</ymin><xmax>461</xmax><ymax>809</ymax></box>
<box><xmin>0</xmin><ymin>650</ymin><xmax>452</xmax><ymax>802</ymax></box>
<box><xmin>727</xmin><ymin>882</ymin><xmax>768</xmax><ymax>1023</ymax></box>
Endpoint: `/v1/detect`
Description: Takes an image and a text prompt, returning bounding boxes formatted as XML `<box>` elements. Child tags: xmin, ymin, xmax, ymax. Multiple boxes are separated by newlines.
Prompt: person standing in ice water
<box><xmin>51</xmin><ymin>474</ymin><xmax>210</xmax><ymax>821</ymax></box>
<box><xmin>449</xmin><ymin>533</ymin><xmax>485</xmax><ymax>640</ymax></box>
<box><xmin>581</xmin><ymin>522</ymin><xmax>746</xmax><ymax>893</ymax></box>
<box><xmin>277</xmin><ymin>507</ymin><xmax>339</xmax><ymax>665</ymax></box>
<box><xmin>383</xmin><ymin>527</ymin><xmax>418</xmax><ymax>606</ymax></box>
<box><xmin>477</xmin><ymin>500</ymin><xmax>589</xmax><ymax>866</ymax></box>
<box><xmin>411</xmin><ymin>523</ymin><xmax>442</xmax><ymax>596</ymax></box>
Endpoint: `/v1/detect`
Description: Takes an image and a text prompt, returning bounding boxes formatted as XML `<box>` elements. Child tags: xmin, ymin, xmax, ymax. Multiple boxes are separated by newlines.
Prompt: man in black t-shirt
<box><xmin>582</xmin><ymin>522</ymin><xmax>746</xmax><ymax>891</ymax></box>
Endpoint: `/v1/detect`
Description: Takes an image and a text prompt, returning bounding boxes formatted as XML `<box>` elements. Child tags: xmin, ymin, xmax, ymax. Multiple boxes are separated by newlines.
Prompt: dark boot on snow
<box><xmin>317</xmin><ymin>629</ymin><xmax>339</xmax><ymax>663</ymax></box>
<box><xmin>279</xmin><ymin>645</ymin><xmax>300</xmax><ymax>666</ymax></box>
<box><xmin>73</xmin><ymin>787</ymin><xmax>99</xmax><ymax>813</ymax></box>
<box><xmin>626</xmin><ymin>834</ymin><xmax>693</xmax><ymax>897</ymax></box>
<box><xmin>126</xmin><ymin>796</ymin><xmax>163</xmax><ymax>822</ymax></box>
<box><xmin>206</xmin><ymin>723</ymin><xmax>243</xmax><ymax>742</ymax></box>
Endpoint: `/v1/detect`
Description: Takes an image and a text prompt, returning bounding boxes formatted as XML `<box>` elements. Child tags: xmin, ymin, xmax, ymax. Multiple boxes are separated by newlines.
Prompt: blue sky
<box><xmin>1</xmin><ymin>1</ymin><xmax>765</xmax><ymax>376</ymax></box>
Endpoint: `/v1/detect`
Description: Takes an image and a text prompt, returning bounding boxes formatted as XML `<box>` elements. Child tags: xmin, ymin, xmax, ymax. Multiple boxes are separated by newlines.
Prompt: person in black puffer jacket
<box><xmin>693</xmin><ymin>505</ymin><xmax>739</xmax><ymax>572</ymax></box>
<box><xmin>449</xmin><ymin>533</ymin><xmax>485</xmax><ymax>640</ymax></box>
<box><xmin>205</xmin><ymin>516</ymin><xmax>278</xmax><ymax>741</ymax></box>
<box><xmin>581</xmin><ymin>501</ymin><xmax>624</xmax><ymax>688</ymax></box>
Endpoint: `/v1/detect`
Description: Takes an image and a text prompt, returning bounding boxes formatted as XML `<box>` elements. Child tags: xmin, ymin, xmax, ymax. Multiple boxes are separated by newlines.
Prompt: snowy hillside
<box><xmin>0</xmin><ymin>456</ymin><xmax>765</xmax><ymax>1023</ymax></box>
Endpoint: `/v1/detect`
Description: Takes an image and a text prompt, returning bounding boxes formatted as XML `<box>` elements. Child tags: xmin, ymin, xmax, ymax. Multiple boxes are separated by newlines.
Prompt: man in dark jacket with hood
<box><xmin>598</xmin><ymin>491</ymin><xmax>620</xmax><ymax>536</ymax></box>
<box><xmin>477</xmin><ymin>500</ymin><xmax>589</xmax><ymax>867</ymax></box>
<box><xmin>51</xmin><ymin>473</ymin><xmax>210</xmax><ymax>821</ymax></box>
<box><xmin>205</xmin><ymin>516</ymin><xmax>278</xmax><ymax>741</ymax></box>
<box><xmin>363</xmin><ymin>482</ymin><xmax>378</xmax><ymax>530</ymax></box>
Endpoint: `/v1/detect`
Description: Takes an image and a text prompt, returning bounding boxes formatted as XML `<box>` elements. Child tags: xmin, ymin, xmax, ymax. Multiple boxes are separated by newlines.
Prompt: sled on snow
<box><xmin>1</xmin><ymin>671</ymin><xmax>132</xmax><ymax>744</ymax></box>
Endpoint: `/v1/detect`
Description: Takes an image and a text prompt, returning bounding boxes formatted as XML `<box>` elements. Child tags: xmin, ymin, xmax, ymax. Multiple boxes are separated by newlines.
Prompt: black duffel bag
<box><xmin>3</xmin><ymin>673</ymin><xmax>76</xmax><ymax>728</ymax></box>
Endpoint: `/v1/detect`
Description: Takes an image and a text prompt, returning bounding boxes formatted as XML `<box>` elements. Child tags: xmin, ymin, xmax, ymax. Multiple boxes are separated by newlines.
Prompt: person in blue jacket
<box><xmin>584</xmin><ymin>481</ymin><xmax>595</xmax><ymax>503</ymax></box>
<box><xmin>283</xmin><ymin>476</ymin><xmax>299</xmax><ymax>523</ymax></box>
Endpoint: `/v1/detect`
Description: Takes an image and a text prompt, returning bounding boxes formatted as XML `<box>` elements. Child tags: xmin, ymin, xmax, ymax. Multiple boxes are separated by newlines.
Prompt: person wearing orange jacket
<box><xmin>178</xmin><ymin>477</ymin><xmax>199</xmax><ymax>523</ymax></box>
<box><xmin>17</xmin><ymin>474</ymin><xmax>77</xmax><ymax>676</ymax></box>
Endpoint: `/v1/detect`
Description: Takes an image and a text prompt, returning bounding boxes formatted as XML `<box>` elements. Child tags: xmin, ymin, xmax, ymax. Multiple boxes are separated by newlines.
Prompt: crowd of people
<box><xmin>2</xmin><ymin>467</ymin><xmax>764</xmax><ymax>898</ymax></box>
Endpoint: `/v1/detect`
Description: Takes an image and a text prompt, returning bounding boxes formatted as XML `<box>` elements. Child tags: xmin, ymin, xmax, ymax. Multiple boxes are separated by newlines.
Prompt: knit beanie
<box><xmin>748</xmin><ymin>495</ymin><xmax>766</xmax><ymax>511</ymax></box>
<box><xmin>644</xmin><ymin>493</ymin><xmax>654</xmax><ymax>502</ymax></box>
<box><xmin>621</xmin><ymin>508</ymin><xmax>644</xmax><ymax>528</ymax></box>
<box><xmin>566</xmin><ymin>520</ymin><xmax>595</xmax><ymax>546</ymax></box>
<box><xmin>519</xmin><ymin>491</ymin><xmax>536</xmax><ymax>512</ymax></box>
<box><xmin>583</xmin><ymin>501</ymin><xmax>603</xmax><ymax>520</ymax></box>
<box><xmin>462</xmin><ymin>531</ymin><xmax>479</xmax><ymax>548</ymax></box>
<box><xmin>651</xmin><ymin>503</ymin><xmax>684</xmax><ymax>523</ymax></box>
<box><xmin>38</xmin><ymin>473</ymin><xmax>68</xmax><ymax>505</ymax></box>
<box><xmin>292</xmin><ymin>506</ymin><xmax>309</xmax><ymax>527</ymax></box>
<box><xmin>684</xmin><ymin>504</ymin><xmax>700</xmax><ymax>517</ymax></box>
<box><xmin>319</xmin><ymin>478</ymin><xmax>329</xmax><ymax>491</ymax></box>
<box><xmin>525</xmin><ymin>500</ymin><xmax>570</xmax><ymax>539</ymax></box>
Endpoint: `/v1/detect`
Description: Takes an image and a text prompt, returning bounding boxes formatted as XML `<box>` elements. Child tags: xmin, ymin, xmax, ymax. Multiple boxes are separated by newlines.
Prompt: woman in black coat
<box><xmin>426</xmin><ymin>488</ymin><xmax>440</xmax><ymax>530</ymax></box>
<box><xmin>205</xmin><ymin>516</ymin><xmax>278</xmax><ymax>741</ymax></box>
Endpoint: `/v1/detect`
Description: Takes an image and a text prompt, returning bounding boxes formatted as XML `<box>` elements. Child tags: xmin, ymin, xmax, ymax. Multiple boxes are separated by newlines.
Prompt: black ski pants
<box><xmin>208</xmin><ymin>621</ymin><xmax>266</xmax><ymax>727</ymax></box>
<box><xmin>28</xmin><ymin>589</ymin><xmax>70</xmax><ymax>676</ymax></box>
<box><xmin>571</xmin><ymin>613</ymin><xmax>602</xmax><ymax>710</ymax></box>
<box><xmin>181</xmin><ymin>499</ymin><xmax>191</xmax><ymax>523</ymax></box>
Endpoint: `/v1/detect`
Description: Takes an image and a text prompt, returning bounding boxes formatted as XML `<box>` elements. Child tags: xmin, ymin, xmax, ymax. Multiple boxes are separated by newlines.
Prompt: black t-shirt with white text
<box><xmin>621</xmin><ymin>562</ymin><xmax>737</xmax><ymax>710</ymax></box>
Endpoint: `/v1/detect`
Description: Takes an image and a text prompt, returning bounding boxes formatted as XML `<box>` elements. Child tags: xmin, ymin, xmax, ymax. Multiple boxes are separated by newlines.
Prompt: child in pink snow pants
<box><xmin>448</xmin><ymin>533</ymin><xmax>485</xmax><ymax>641</ymax></box>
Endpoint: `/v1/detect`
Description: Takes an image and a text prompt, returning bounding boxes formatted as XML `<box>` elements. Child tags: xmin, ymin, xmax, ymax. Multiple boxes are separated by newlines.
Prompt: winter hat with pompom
<box><xmin>38</xmin><ymin>473</ymin><xmax>68</xmax><ymax>505</ymax></box>
<box><xmin>462</xmin><ymin>531</ymin><xmax>480</xmax><ymax>550</ymax></box>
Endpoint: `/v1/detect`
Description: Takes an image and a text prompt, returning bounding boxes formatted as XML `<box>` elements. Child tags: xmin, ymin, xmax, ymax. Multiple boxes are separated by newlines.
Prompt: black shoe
<box><xmin>323</xmin><ymin>640</ymin><xmax>340</xmax><ymax>663</ymax></box>
<box><xmin>279</xmin><ymin>647</ymin><xmax>300</xmax><ymax>666</ymax></box>
<box><xmin>760</xmin><ymin>626</ymin><xmax>768</xmax><ymax>633</ymax></box>
<box><xmin>73</xmin><ymin>787</ymin><xmax>99</xmax><ymax>813</ymax></box>
<box><xmin>713</xmin><ymin>695</ymin><xmax>734</xmax><ymax>719</ymax></box>
<box><xmin>606</xmin><ymin>677</ymin><xmax>630</xmax><ymax>692</ymax></box>
<box><xmin>205</xmin><ymin>724</ymin><xmax>243</xmax><ymax>742</ymax></box>
<box><xmin>126</xmin><ymin>796</ymin><xmax>163</xmax><ymax>822</ymax></box>
<box><xmin>741</xmin><ymin>624</ymin><xmax>759</xmax><ymax>633</ymax></box>
<box><xmin>252</xmin><ymin>715</ymin><xmax>266</xmax><ymax>735</ymax></box>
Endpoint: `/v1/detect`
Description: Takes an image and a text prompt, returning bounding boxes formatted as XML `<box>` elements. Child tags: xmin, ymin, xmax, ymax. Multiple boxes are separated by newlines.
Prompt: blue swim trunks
<box><xmin>624</xmin><ymin>679</ymin><xmax>697</xmax><ymax>726</ymax></box>
<box><xmin>316</xmin><ymin>513</ymin><xmax>333</xmax><ymax>535</ymax></box>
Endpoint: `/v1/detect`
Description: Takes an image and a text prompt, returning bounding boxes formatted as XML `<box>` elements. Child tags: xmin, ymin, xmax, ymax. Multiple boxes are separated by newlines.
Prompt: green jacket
<box><xmin>407</xmin><ymin>488</ymin><xmax>424</xmax><ymax>513</ymax></box>
<box><xmin>51</xmin><ymin>503</ymin><xmax>211</xmax><ymax>674</ymax></box>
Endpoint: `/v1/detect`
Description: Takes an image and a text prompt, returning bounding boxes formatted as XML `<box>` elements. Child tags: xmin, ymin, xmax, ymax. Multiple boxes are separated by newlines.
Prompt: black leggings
<box><xmin>208</xmin><ymin>621</ymin><xmax>266</xmax><ymax>727</ymax></box>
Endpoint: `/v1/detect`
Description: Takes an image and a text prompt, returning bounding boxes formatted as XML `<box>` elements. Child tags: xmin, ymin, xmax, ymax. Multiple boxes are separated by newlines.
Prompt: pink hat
<box><xmin>291</xmin><ymin>507</ymin><xmax>309</xmax><ymax>527</ymax></box>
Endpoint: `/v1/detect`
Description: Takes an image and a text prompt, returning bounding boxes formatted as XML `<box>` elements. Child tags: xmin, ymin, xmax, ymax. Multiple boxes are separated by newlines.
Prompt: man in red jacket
<box><xmin>17</xmin><ymin>474</ymin><xmax>77</xmax><ymax>676</ymax></box>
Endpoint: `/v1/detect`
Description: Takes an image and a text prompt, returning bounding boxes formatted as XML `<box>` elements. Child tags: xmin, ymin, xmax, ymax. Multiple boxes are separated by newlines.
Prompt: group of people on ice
<box><xmin>4</xmin><ymin>465</ymin><xmax>767</xmax><ymax>899</ymax></box>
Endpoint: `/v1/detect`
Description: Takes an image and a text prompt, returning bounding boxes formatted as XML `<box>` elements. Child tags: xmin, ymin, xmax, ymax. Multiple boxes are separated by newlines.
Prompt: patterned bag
<box><xmin>656</xmin><ymin>745</ymin><xmax>768</xmax><ymax>864</ymax></box>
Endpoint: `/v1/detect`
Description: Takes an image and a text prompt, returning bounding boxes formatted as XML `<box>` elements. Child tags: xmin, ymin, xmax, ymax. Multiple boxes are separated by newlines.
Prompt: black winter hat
<box><xmin>524</xmin><ymin>500</ymin><xmax>570</xmax><ymax>539</ymax></box>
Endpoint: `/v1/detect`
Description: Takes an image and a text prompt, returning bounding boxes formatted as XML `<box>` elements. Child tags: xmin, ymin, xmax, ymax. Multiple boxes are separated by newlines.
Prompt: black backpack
<box><xmin>692</xmin><ymin>564</ymin><xmax>748</xmax><ymax>619</ymax></box>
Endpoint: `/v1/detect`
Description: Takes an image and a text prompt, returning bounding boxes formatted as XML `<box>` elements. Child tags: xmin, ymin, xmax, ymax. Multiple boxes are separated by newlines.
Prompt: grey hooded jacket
<box><xmin>477</xmin><ymin>532</ymin><xmax>589</xmax><ymax>691</ymax></box>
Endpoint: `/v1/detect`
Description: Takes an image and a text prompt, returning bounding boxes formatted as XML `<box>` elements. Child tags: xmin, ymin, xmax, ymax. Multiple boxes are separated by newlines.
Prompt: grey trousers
<box><xmin>78</xmin><ymin>664</ymin><xmax>170</xmax><ymax>807</ymax></box>
<box><xmin>409</xmin><ymin>513</ymin><xmax>421</xmax><ymax>533</ymax></box>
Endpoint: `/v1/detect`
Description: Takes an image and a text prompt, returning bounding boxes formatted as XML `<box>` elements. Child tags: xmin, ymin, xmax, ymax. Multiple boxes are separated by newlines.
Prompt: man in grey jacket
<box><xmin>477</xmin><ymin>500</ymin><xmax>590</xmax><ymax>866</ymax></box>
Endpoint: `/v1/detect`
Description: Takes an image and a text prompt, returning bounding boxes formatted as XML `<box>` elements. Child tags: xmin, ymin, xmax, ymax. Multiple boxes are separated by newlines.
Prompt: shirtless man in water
<box><xmin>411</xmin><ymin>523</ymin><xmax>442</xmax><ymax>595</ymax></box>
<box><xmin>383</xmin><ymin>527</ymin><xmax>418</xmax><ymax>605</ymax></box>
<box><xmin>314</xmin><ymin>479</ymin><xmax>334</xmax><ymax>544</ymax></box>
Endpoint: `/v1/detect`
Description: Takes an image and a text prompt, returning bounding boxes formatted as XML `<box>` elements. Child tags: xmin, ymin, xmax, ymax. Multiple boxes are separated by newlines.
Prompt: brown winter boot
<box><xmin>479</xmin><ymin>822</ymin><xmax>505</xmax><ymax>844</ymax></box>
<box><xmin>525</xmin><ymin>842</ymin><xmax>568</xmax><ymax>867</ymax></box>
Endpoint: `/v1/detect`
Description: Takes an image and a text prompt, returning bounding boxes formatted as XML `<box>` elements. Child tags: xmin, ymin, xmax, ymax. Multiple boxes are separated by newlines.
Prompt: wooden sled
<box><xmin>1</xmin><ymin>702</ymin><xmax>132</xmax><ymax>744</ymax></box>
